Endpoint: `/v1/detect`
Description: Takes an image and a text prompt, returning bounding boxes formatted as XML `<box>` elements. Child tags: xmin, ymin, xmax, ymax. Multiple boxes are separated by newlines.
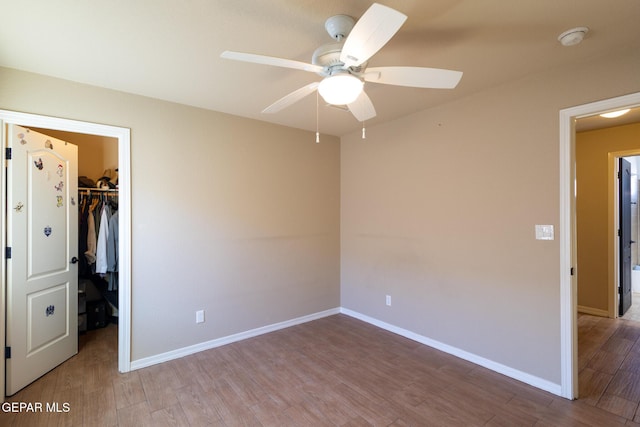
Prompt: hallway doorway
<box><xmin>560</xmin><ymin>92</ymin><xmax>640</xmax><ymax>399</ymax></box>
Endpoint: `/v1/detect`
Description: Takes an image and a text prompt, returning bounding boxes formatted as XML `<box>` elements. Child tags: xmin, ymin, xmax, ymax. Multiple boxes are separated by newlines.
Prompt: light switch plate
<box><xmin>535</xmin><ymin>225</ymin><xmax>554</xmax><ymax>240</ymax></box>
<box><xmin>196</xmin><ymin>310</ymin><xmax>205</xmax><ymax>324</ymax></box>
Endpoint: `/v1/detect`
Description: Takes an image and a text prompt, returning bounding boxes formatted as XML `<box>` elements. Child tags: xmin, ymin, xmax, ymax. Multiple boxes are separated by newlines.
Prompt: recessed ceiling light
<box><xmin>600</xmin><ymin>109</ymin><xmax>631</xmax><ymax>118</ymax></box>
<box><xmin>558</xmin><ymin>27</ymin><xmax>589</xmax><ymax>46</ymax></box>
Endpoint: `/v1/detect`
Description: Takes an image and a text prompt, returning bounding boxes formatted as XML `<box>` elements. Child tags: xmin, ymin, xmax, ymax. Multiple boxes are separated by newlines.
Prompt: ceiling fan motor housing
<box><xmin>312</xmin><ymin>15</ymin><xmax>358</xmax><ymax>75</ymax></box>
<box><xmin>324</xmin><ymin>14</ymin><xmax>355</xmax><ymax>40</ymax></box>
<box><xmin>312</xmin><ymin>43</ymin><xmax>343</xmax><ymax>68</ymax></box>
<box><xmin>311</xmin><ymin>43</ymin><xmax>367</xmax><ymax>77</ymax></box>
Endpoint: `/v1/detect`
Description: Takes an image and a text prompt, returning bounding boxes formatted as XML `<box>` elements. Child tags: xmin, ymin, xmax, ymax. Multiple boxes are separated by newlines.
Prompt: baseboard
<box><xmin>130</xmin><ymin>305</ymin><xmax>563</xmax><ymax>397</ymax></box>
<box><xmin>340</xmin><ymin>307</ymin><xmax>563</xmax><ymax>397</ymax></box>
<box><xmin>577</xmin><ymin>305</ymin><xmax>610</xmax><ymax>317</ymax></box>
<box><xmin>130</xmin><ymin>307</ymin><xmax>341</xmax><ymax>371</ymax></box>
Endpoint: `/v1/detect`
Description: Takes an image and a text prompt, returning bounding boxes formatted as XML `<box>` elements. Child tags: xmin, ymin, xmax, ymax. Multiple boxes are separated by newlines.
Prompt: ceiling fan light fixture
<box><xmin>318</xmin><ymin>73</ymin><xmax>363</xmax><ymax>105</ymax></box>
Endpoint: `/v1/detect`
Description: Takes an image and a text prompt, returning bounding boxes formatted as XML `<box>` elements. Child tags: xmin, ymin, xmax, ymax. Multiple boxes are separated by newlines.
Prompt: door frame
<box><xmin>0</xmin><ymin>110</ymin><xmax>131</xmax><ymax>396</ymax></box>
<box><xmin>560</xmin><ymin>91</ymin><xmax>640</xmax><ymax>399</ymax></box>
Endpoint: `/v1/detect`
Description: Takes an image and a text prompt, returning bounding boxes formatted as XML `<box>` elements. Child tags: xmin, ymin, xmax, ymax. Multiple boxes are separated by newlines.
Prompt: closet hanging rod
<box><xmin>78</xmin><ymin>187</ymin><xmax>118</xmax><ymax>192</ymax></box>
<box><xmin>78</xmin><ymin>187</ymin><xmax>118</xmax><ymax>193</ymax></box>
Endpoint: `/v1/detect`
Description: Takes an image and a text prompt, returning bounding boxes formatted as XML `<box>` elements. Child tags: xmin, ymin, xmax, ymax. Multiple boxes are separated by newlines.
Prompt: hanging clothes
<box><xmin>95</xmin><ymin>203</ymin><xmax>111</xmax><ymax>274</ymax></box>
<box><xmin>78</xmin><ymin>188</ymin><xmax>119</xmax><ymax>310</ymax></box>
<box><xmin>84</xmin><ymin>199</ymin><xmax>99</xmax><ymax>266</ymax></box>
<box><xmin>78</xmin><ymin>189</ymin><xmax>118</xmax><ymax>275</ymax></box>
<box><xmin>107</xmin><ymin>210</ymin><xmax>119</xmax><ymax>291</ymax></box>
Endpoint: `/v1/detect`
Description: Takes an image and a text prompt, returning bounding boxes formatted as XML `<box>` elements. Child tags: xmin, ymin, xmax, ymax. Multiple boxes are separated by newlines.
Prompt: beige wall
<box><xmin>341</xmin><ymin>45</ymin><xmax>640</xmax><ymax>385</ymax></box>
<box><xmin>576</xmin><ymin>123</ymin><xmax>640</xmax><ymax>312</ymax></box>
<box><xmin>0</xmin><ymin>66</ymin><xmax>341</xmax><ymax>361</ymax></box>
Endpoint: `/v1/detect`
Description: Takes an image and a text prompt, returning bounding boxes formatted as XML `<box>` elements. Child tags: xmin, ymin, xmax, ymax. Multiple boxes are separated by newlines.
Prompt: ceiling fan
<box><xmin>221</xmin><ymin>3</ymin><xmax>463</xmax><ymax>123</ymax></box>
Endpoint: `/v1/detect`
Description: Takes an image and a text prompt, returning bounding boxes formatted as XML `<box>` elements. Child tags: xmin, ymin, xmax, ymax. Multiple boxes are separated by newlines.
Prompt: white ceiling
<box><xmin>1</xmin><ymin>0</ymin><xmax>639</xmax><ymax>136</ymax></box>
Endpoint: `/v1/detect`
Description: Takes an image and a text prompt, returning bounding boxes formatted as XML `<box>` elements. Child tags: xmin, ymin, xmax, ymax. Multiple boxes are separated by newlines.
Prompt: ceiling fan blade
<box><xmin>262</xmin><ymin>82</ymin><xmax>320</xmax><ymax>114</ymax></box>
<box><xmin>364</xmin><ymin>66</ymin><xmax>463</xmax><ymax>89</ymax></box>
<box><xmin>347</xmin><ymin>90</ymin><xmax>376</xmax><ymax>122</ymax></box>
<box><xmin>221</xmin><ymin>51</ymin><xmax>323</xmax><ymax>74</ymax></box>
<box><xmin>340</xmin><ymin>3</ymin><xmax>407</xmax><ymax>68</ymax></box>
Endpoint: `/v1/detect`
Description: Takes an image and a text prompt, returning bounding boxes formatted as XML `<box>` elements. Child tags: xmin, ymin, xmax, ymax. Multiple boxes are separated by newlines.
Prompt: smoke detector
<box><xmin>558</xmin><ymin>27</ymin><xmax>589</xmax><ymax>46</ymax></box>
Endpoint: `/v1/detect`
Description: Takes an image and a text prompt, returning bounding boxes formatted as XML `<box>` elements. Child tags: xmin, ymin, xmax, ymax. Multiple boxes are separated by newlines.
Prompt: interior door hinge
<box><xmin>5</xmin><ymin>147</ymin><xmax>11</xmax><ymax>160</ymax></box>
<box><xmin>618</xmin><ymin>171</ymin><xmax>622</xmax><ymax>179</ymax></box>
<box><xmin>5</xmin><ymin>246</ymin><xmax>11</xmax><ymax>259</ymax></box>
<box><xmin>5</xmin><ymin>346</ymin><xmax>11</xmax><ymax>359</ymax></box>
<box><xmin>570</xmin><ymin>267</ymin><xmax>575</xmax><ymax>276</ymax></box>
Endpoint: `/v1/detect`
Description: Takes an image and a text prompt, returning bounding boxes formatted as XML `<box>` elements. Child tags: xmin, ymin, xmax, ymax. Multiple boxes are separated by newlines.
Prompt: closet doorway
<box><xmin>30</xmin><ymin>127</ymin><xmax>120</xmax><ymax>327</ymax></box>
<box><xmin>0</xmin><ymin>110</ymin><xmax>131</xmax><ymax>399</ymax></box>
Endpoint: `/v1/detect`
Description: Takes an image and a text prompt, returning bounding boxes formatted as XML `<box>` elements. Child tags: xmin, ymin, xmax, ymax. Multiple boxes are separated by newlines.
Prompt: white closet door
<box><xmin>5</xmin><ymin>124</ymin><xmax>78</xmax><ymax>396</ymax></box>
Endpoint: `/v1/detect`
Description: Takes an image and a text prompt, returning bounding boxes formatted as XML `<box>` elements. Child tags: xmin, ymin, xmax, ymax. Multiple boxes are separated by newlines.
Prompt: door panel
<box><xmin>28</xmin><ymin>150</ymin><xmax>70</xmax><ymax>276</ymax></box>
<box><xmin>5</xmin><ymin>124</ymin><xmax>78</xmax><ymax>396</ymax></box>
<box><xmin>620</xmin><ymin>157</ymin><xmax>632</xmax><ymax>316</ymax></box>
<box><xmin>28</xmin><ymin>284</ymin><xmax>68</xmax><ymax>353</ymax></box>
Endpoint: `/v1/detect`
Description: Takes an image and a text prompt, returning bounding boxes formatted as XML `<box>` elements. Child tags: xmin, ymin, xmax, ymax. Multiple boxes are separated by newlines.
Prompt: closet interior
<box><xmin>30</xmin><ymin>127</ymin><xmax>119</xmax><ymax>335</ymax></box>
<box><xmin>78</xmin><ymin>186</ymin><xmax>119</xmax><ymax>331</ymax></box>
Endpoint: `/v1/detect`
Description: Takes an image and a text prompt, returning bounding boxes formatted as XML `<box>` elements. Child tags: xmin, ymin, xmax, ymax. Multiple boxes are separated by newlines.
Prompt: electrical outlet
<box><xmin>196</xmin><ymin>310</ymin><xmax>205</xmax><ymax>324</ymax></box>
<box><xmin>386</xmin><ymin>295</ymin><xmax>391</xmax><ymax>306</ymax></box>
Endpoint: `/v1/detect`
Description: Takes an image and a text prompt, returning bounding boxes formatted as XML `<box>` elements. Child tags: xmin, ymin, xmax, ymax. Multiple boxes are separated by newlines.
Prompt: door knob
<box><xmin>70</xmin><ymin>257</ymin><xmax>79</xmax><ymax>264</ymax></box>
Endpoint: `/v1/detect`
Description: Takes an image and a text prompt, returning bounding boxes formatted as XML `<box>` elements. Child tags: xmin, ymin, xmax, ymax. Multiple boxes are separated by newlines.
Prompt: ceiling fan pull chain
<box><xmin>316</xmin><ymin>91</ymin><xmax>320</xmax><ymax>143</ymax></box>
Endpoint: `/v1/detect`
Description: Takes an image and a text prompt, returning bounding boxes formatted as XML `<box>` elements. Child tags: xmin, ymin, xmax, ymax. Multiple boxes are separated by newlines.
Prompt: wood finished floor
<box><xmin>1</xmin><ymin>313</ymin><xmax>639</xmax><ymax>426</ymax></box>
<box><xmin>621</xmin><ymin>294</ymin><xmax>640</xmax><ymax>322</ymax></box>
<box><xmin>578</xmin><ymin>312</ymin><xmax>640</xmax><ymax>423</ymax></box>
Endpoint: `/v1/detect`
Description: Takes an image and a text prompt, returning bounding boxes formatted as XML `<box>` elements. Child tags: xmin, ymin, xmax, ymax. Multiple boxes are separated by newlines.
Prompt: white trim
<box><xmin>340</xmin><ymin>308</ymin><xmax>562</xmax><ymax>396</ymax></box>
<box><xmin>559</xmin><ymin>104</ymin><xmax>576</xmax><ymax>399</ymax></box>
<box><xmin>0</xmin><ymin>110</ymin><xmax>132</xmax><ymax>374</ymax></box>
<box><xmin>610</xmin><ymin>154</ymin><xmax>621</xmax><ymax>319</ymax></box>
<box><xmin>130</xmin><ymin>308</ymin><xmax>340</xmax><ymax>371</ymax></box>
<box><xmin>577</xmin><ymin>305</ymin><xmax>610</xmax><ymax>317</ymax></box>
<box><xmin>559</xmin><ymin>92</ymin><xmax>640</xmax><ymax>400</ymax></box>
